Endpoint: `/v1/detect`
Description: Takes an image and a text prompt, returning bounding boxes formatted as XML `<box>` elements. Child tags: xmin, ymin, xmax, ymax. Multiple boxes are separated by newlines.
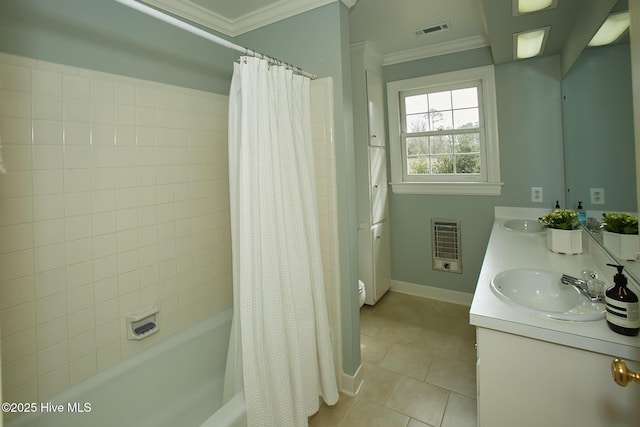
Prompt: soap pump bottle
<box><xmin>577</xmin><ymin>201</ymin><xmax>586</xmax><ymax>225</ymax></box>
<box><xmin>605</xmin><ymin>263</ymin><xmax>640</xmax><ymax>336</ymax></box>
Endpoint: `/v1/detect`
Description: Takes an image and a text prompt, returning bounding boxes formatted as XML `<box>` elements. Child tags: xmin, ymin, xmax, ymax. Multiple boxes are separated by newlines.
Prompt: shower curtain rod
<box><xmin>113</xmin><ymin>0</ymin><xmax>318</xmax><ymax>79</ymax></box>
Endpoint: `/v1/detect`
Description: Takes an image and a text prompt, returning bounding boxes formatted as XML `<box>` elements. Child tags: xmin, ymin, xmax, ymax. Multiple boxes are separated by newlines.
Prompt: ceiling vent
<box><xmin>416</xmin><ymin>22</ymin><xmax>450</xmax><ymax>36</ymax></box>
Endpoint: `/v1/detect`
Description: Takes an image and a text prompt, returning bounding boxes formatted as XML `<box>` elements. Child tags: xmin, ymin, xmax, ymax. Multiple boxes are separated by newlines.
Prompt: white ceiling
<box><xmin>143</xmin><ymin>0</ymin><xmax>623</xmax><ymax>66</ymax></box>
<box><xmin>349</xmin><ymin>0</ymin><xmax>490</xmax><ymax>65</ymax></box>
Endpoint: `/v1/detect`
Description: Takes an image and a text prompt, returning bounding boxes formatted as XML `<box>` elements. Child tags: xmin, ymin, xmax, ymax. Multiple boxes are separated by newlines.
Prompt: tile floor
<box><xmin>310</xmin><ymin>291</ymin><xmax>477</xmax><ymax>427</ymax></box>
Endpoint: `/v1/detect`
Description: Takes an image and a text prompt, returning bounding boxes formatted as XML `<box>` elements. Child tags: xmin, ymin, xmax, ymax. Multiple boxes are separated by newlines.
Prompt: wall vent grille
<box><xmin>416</xmin><ymin>22</ymin><xmax>450</xmax><ymax>36</ymax></box>
<box><xmin>432</xmin><ymin>218</ymin><xmax>462</xmax><ymax>273</ymax></box>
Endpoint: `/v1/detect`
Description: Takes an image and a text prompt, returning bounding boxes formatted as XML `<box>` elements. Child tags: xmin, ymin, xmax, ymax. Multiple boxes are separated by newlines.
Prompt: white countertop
<box><xmin>470</xmin><ymin>208</ymin><xmax>640</xmax><ymax>361</ymax></box>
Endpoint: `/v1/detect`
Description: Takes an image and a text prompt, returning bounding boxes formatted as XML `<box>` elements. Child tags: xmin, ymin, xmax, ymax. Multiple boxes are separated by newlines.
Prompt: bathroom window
<box><xmin>387</xmin><ymin>65</ymin><xmax>502</xmax><ymax>195</ymax></box>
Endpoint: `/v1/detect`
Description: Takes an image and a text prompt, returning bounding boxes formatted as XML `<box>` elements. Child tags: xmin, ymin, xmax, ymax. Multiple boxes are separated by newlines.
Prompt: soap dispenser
<box><xmin>576</xmin><ymin>201</ymin><xmax>586</xmax><ymax>225</ymax></box>
<box><xmin>605</xmin><ymin>263</ymin><xmax>640</xmax><ymax>336</ymax></box>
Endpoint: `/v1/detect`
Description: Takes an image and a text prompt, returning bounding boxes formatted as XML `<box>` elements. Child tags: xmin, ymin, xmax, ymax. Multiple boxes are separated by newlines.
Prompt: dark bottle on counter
<box><xmin>605</xmin><ymin>263</ymin><xmax>640</xmax><ymax>336</ymax></box>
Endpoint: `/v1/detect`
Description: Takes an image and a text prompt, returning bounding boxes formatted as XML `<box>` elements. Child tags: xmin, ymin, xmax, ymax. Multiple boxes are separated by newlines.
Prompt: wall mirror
<box><xmin>561</xmin><ymin>1</ymin><xmax>638</xmax><ymax>281</ymax></box>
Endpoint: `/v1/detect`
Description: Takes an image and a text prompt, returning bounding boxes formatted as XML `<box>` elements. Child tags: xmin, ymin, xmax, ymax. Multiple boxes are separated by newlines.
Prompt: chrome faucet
<box><xmin>560</xmin><ymin>272</ymin><xmax>605</xmax><ymax>303</ymax></box>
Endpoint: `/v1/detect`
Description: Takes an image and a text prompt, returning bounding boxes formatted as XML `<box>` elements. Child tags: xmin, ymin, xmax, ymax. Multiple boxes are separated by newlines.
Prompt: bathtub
<box><xmin>5</xmin><ymin>308</ymin><xmax>246</xmax><ymax>427</ymax></box>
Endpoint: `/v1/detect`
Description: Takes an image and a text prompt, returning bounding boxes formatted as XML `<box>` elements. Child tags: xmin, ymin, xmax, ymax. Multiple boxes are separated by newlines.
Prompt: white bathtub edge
<box><xmin>200</xmin><ymin>392</ymin><xmax>246</xmax><ymax>427</ymax></box>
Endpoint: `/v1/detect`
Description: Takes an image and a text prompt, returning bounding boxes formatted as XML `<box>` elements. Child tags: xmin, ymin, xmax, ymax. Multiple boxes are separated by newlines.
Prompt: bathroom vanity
<box><xmin>470</xmin><ymin>208</ymin><xmax>640</xmax><ymax>427</ymax></box>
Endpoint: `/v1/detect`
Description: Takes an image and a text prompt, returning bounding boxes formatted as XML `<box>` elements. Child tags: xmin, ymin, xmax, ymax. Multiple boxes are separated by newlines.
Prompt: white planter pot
<box><xmin>603</xmin><ymin>231</ymin><xmax>639</xmax><ymax>261</ymax></box>
<box><xmin>546</xmin><ymin>228</ymin><xmax>582</xmax><ymax>255</ymax></box>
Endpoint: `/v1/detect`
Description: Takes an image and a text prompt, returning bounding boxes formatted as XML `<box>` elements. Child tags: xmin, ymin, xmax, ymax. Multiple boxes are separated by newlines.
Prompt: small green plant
<box><xmin>539</xmin><ymin>209</ymin><xmax>580</xmax><ymax>230</ymax></box>
<box><xmin>602</xmin><ymin>212</ymin><xmax>639</xmax><ymax>234</ymax></box>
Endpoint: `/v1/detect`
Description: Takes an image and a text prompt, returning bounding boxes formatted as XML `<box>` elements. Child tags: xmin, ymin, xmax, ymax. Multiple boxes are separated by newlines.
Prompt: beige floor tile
<box><xmin>379</xmin><ymin>343</ymin><xmax>433</xmax><ymax>380</ymax></box>
<box><xmin>359</xmin><ymin>310</ymin><xmax>382</xmax><ymax>337</ymax></box>
<box><xmin>339</xmin><ymin>398</ymin><xmax>409</xmax><ymax>427</ymax></box>
<box><xmin>407</xmin><ymin>419</ymin><xmax>430</xmax><ymax>427</ymax></box>
<box><xmin>425</xmin><ymin>356</ymin><xmax>477</xmax><ymax>398</ymax></box>
<box><xmin>316</xmin><ymin>293</ymin><xmax>478</xmax><ymax>427</ymax></box>
<box><xmin>412</xmin><ymin>327</ymin><xmax>462</xmax><ymax>357</ymax></box>
<box><xmin>360</xmin><ymin>334</ymin><xmax>392</xmax><ymax>365</ymax></box>
<box><xmin>374</xmin><ymin>321</ymin><xmax>424</xmax><ymax>346</ymax></box>
<box><xmin>358</xmin><ymin>363</ymin><xmax>401</xmax><ymax>406</ymax></box>
<box><xmin>309</xmin><ymin>393</ymin><xmax>356</xmax><ymax>427</ymax></box>
<box><xmin>385</xmin><ymin>375</ymin><xmax>449</xmax><ymax>426</ymax></box>
<box><xmin>441</xmin><ymin>393</ymin><xmax>477</xmax><ymax>427</ymax></box>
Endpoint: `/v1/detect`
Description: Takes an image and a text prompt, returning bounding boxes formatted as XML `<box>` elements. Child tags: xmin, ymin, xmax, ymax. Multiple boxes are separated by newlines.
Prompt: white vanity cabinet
<box><xmin>351</xmin><ymin>42</ymin><xmax>391</xmax><ymax>305</ymax></box>
<box><xmin>476</xmin><ymin>327</ymin><xmax>640</xmax><ymax>427</ymax></box>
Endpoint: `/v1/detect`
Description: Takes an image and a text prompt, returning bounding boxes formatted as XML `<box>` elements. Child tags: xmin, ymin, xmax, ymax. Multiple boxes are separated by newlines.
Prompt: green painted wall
<box><xmin>235</xmin><ymin>3</ymin><xmax>361</xmax><ymax>375</ymax></box>
<box><xmin>0</xmin><ymin>0</ymin><xmax>235</xmax><ymax>93</ymax></box>
<box><xmin>384</xmin><ymin>50</ymin><xmax>565</xmax><ymax>294</ymax></box>
<box><xmin>562</xmin><ymin>43</ymin><xmax>636</xmax><ymax>212</ymax></box>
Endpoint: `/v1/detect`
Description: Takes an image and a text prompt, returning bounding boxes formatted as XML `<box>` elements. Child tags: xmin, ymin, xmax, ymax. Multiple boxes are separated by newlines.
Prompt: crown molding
<box><xmin>383</xmin><ymin>35</ymin><xmax>490</xmax><ymax>66</ymax></box>
<box><xmin>142</xmin><ymin>0</ymin><xmax>357</xmax><ymax>37</ymax></box>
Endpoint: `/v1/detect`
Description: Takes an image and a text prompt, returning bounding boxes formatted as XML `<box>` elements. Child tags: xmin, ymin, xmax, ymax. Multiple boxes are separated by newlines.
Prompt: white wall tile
<box><xmin>34</xmin><ymin>268</ymin><xmax>66</xmax><ymax>299</ymax></box>
<box><xmin>69</xmin><ymin>353</ymin><xmax>96</xmax><ymax>386</ymax></box>
<box><xmin>0</xmin><ymin>249</ymin><xmax>34</xmax><ymax>280</ymax></box>
<box><xmin>67</xmin><ymin>307</ymin><xmax>94</xmax><ymax>338</ymax></box>
<box><xmin>65</xmin><ymin>260</ymin><xmax>93</xmax><ymax>290</ymax></box>
<box><xmin>63</xmin><ymin>98</ymin><xmax>91</xmax><ymax>123</ymax></box>
<box><xmin>37</xmin><ymin>317</ymin><xmax>67</xmax><ymax>350</ymax></box>
<box><xmin>65</xmin><ymin>237</ymin><xmax>93</xmax><ymax>265</ymax></box>
<box><xmin>33</xmin><ymin>170</ymin><xmax>63</xmax><ymax>195</ymax></box>
<box><xmin>32</xmin><ymin>120</ymin><xmax>62</xmax><ymax>145</ymax></box>
<box><xmin>33</xmin><ymin>95</ymin><xmax>62</xmax><ymax>121</ymax></box>
<box><xmin>0</xmin><ymin>55</ymin><xmax>233</xmax><ymax>406</ymax></box>
<box><xmin>3</xmin><ymin>354</ymin><xmax>37</xmax><ymax>390</ymax></box>
<box><xmin>37</xmin><ymin>341</ymin><xmax>68</xmax><ymax>375</ymax></box>
<box><xmin>2</xmin><ymin>144</ymin><xmax>32</xmax><ymax>171</ymax></box>
<box><xmin>0</xmin><ymin>91</ymin><xmax>31</xmax><ymax>118</ymax></box>
<box><xmin>64</xmin><ymin>215</ymin><xmax>92</xmax><ymax>241</ymax></box>
<box><xmin>63</xmin><ymin>75</ymin><xmax>90</xmax><ymax>99</ymax></box>
<box><xmin>0</xmin><ymin>171</ymin><xmax>33</xmax><ymax>198</ymax></box>
<box><xmin>32</xmin><ymin>69</ymin><xmax>62</xmax><ymax>96</ymax></box>
<box><xmin>2</xmin><ymin>328</ymin><xmax>36</xmax><ymax>365</ymax></box>
<box><xmin>0</xmin><ymin>64</ymin><xmax>31</xmax><ymax>92</ymax></box>
<box><xmin>33</xmin><ymin>219</ymin><xmax>65</xmax><ymax>247</ymax></box>
<box><xmin>65</xmin><ymin>124</ymin><xmax>91</xmax><ymax>148</ymax></box>
<box><xmin>38</xmin><ymin>365</ymin><xmax>69</xmax><ymax>400</ymax></box>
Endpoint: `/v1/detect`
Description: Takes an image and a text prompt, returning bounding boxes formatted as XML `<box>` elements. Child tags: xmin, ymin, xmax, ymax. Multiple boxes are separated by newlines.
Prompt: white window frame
<box><xmin>387</xmin><ymin>65</ymin><xmax>503</xmax><ymax>196</ymax></box>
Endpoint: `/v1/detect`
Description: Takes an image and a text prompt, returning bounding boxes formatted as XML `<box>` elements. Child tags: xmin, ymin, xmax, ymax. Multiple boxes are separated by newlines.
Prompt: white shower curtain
<box><xmin>223</xmin><ymin>56</ymin><xmax>339</xmax><ymax>426</ymax></box>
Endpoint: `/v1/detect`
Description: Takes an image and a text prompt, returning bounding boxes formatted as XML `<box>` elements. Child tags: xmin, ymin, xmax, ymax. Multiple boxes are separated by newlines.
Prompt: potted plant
<box><xmin>602</xmin><ymin>212</ymin><xmax>639</xmax><ymax>261</ymax></box>
<box><xmin>539</xmin><ymin>209</ymin><xmax>582</xmax><ymax>254</ymax></box>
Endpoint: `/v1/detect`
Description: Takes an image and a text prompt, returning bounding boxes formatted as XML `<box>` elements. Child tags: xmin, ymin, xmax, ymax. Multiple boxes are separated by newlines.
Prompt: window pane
<box><xmin>428</xmin><ymin>91</ymin><xmax>451</xmax><ymax>111</ymax></box>
<box><xmin>455</xmin><ymin>153</ymin><xmax>481</xmax><ymax>174</ymax></box>
<box><xmin>432</xmin><ymin>155</ymin><xmax>454</xmax><ymax>174</ymax></box>
<box><xmin>430</xmin><ymin>135</ymin><xmax>453</xmax><ymax>154</ymax></box>
<box><xmin>407</xmin><ymin>156</ymin><xmax>430</xmax><ymax>175</ymax></box>
<box><xmin>454</xmin><ymin>133</ymin><xmax>480</xmax><ymax>153</ymax></box>
<box><xmin>406</xmin><ymin>137</ymin><xmax>429</xmax><ymax>155</ymax></box>
<box><xmin>405</xmin><ymin>94</ymin><xmax>428</xmax><ymax>114</ymax></box>
<box><xmin>406</xmin><ymin>113</ymin><xmax>429</xmax><ymax>132</ymax></box>
<box><xmin>453</xmin><ymin>108</ymin><xmax>479</xmax><ymax>129</ymax></box>
<box><xmin>452</xmin><ymin>87</ymin><xmax>478</xmax><ymax>109</ymax></box>
<box><xmin>429</xmin><ymin>110</ymin><xmax>452</xmax><ymax>131</ymax></box>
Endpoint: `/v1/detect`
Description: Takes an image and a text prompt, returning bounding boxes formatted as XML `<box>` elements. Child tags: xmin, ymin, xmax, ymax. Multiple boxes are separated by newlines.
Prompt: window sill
<box><xmin>390</xmin><ymin>181</ymin><xmax>503</xmax><ymax>196</ymax></box>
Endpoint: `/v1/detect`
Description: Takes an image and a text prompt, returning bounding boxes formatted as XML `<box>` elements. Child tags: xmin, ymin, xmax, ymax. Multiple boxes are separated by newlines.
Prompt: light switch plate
<box><xmin>531</xmin><ymin>187</ymin><xmax>543</xmax><ymax>203</ymax></box>
<box><xmin>590</xmin><ymin>188</ymin><xmax>605</xmax><ymax>205</ymax></box>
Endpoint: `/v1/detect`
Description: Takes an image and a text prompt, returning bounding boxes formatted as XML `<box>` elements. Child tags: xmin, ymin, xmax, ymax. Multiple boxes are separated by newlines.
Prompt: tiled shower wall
<box><xmin>0</xmin><ymin>53</ymin><xmax>232</xmax><ymax>404</ymax></box>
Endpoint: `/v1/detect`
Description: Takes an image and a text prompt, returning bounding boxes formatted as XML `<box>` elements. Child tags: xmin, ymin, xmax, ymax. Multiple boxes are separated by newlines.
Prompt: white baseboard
<box><xmin>340</xmin><ymin>364</ymin><xmax>364</xmax><ymax>397</ymax></box>
<box><xmin>390</xmin><ymin>280</ymin><xmax>473</xmax><ymax>306</ymax></box>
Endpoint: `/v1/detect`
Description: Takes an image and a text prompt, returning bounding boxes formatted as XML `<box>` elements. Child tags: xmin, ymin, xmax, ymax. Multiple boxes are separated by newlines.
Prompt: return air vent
<box><xmin>432</xmin><ymin>219</ymin><xmax>462</xmax><ymax>273</ymax></box>
<box><xmin>416</xmin><ymin>22</ymin><xmax>450</xmax><ymax>36</ymax></box>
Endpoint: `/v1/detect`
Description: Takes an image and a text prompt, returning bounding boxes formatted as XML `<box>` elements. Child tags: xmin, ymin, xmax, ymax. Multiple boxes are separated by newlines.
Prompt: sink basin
<box><xmin>490</xmin><ymin>269</ymin><xmax>605</xmax><ymax>321</ymax></box>
<box><xmin>503</xmin><ymin>219</ymin><xmax>545</xmax><ymax>233</ymax></box>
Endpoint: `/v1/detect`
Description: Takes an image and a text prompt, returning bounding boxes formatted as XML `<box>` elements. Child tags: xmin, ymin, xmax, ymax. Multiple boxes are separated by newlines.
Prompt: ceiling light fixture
<box><xmin>514</xmin><ymin>27</ymin><xmax>550</xmax><ymax>59</ymax></box>
<box><xmin>515</xmin><ymin>0</ymin><xmax>556</xmax><ymax>14</ymax></box>
<box><xmin>588</xmin><ymin>11</ymin><xmax>630</xmax><ymax>47</ymax></box>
